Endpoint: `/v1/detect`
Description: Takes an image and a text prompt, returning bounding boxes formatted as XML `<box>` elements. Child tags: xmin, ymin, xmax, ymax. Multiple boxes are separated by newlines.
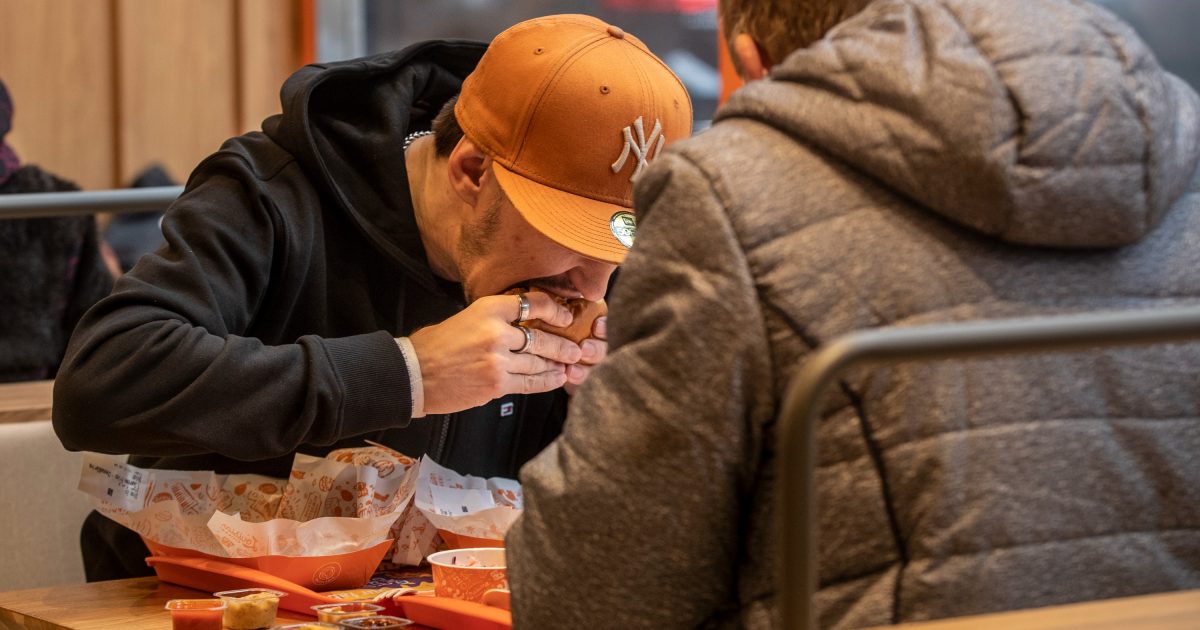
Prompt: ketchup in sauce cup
<box><xmin>164</xmin><ymin>599</ymin><xmax>226</xmax><ymax>630</ymax></box>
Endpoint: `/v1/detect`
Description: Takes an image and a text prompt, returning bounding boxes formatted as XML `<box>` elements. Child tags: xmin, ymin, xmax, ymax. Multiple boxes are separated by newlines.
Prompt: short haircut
<box><xmin>719</xmin><ymin>0</ymin><xmax>873</xmax><ymax>70</ymax></box>
<box><xmin>432</xmin><ymin>94</ymin><xmax>464</xmax><ymax>158</ymax></box>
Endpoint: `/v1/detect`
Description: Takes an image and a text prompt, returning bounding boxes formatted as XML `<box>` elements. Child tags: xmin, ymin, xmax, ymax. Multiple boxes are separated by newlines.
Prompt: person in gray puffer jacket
<box><xmin>507</xmin><ymin>0</ymin><xmax>1200</xmax><ymax>628</ymax></box>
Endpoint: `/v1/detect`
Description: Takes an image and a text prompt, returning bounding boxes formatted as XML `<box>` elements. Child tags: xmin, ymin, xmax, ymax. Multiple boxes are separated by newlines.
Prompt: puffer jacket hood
<box><xmin>718</xmin><ymin>0</ymin><xmax>1200</xmax><ymax>248</ymax></box>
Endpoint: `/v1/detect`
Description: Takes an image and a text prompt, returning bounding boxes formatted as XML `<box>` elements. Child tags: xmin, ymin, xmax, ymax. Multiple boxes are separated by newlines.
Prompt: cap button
<box><xmin>606</xmin><ymin>25</ymin><xmax>625</xmax><ymax>39</ymax></box>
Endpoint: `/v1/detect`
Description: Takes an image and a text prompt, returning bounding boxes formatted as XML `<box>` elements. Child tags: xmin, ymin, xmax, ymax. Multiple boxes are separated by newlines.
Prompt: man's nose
<box><xmin>570</xmin><ymin>259</ymin><xmax>617</xmax><ymax>302</ymax></box>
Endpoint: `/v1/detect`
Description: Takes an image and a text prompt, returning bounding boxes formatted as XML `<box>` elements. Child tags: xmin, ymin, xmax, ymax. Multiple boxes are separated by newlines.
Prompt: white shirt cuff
<box><xmin>394</xmin><ymin>337</ymin><xmax>426</xmax><ymax>419</ymax></box>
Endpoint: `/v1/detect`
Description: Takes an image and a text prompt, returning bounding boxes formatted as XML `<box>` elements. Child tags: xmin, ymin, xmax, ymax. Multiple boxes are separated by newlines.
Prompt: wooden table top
<box><xmin>0</xmin><ymin>379</ymin><xmax>54</xmax><ymax>424</ymax></box>
<box><xmin>866</xmin><ymin>588</ymin><xmax>1200</xmax><ymax>630</ymax></box>
<box><xmin>0</xmin><ymin>577</ymin><xmax>310</xmax><ymax>630</ymax></box>
<box><xmin>0</xmin><ymin>576</ymin><xmax>1195</xmax><ymax>629</ymax></box>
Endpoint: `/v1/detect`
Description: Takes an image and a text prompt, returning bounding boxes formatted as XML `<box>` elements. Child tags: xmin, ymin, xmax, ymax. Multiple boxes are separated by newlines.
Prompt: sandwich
<box><xmin>508</xmin><ymin>287</ymin><xmax>606</xmax><ymax>344</ymax></box>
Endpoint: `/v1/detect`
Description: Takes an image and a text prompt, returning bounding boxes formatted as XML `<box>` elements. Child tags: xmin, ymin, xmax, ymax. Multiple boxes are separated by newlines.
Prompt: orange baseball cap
<box><xmin>455</xmin><ymin>14</ymin><xmax>693</xmax><ymax>264</ymax></box>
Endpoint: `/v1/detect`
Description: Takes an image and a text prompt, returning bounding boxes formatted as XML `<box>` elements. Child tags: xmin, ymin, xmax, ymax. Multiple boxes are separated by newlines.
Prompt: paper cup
<box><xmin>427</xmin><ymin>547</ymin><xmax>508</xmax><ymax>603</ymax></box>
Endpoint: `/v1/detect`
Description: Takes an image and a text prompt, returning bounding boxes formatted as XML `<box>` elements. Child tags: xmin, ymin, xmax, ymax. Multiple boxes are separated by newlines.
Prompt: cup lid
<box><xmin>338</xmin><ymin>615</ymin><xmax>415</xmax><ymax>628</ymax></box>
<box><xmin>164</xmin><ymin>598</ymin><xmax>226</xmax><ymax>611</ymax></box>
<box><xmin>213</xmin><ymin>588</ymin><xmax>287</xmax><ymax>599</ymax></box>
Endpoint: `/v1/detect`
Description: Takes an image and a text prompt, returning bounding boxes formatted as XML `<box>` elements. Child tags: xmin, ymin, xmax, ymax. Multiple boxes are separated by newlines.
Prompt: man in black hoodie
<box><xmin>54</xmin><ymin>15</ymin><xmax>691</xmax><ymax>580</ymax></box>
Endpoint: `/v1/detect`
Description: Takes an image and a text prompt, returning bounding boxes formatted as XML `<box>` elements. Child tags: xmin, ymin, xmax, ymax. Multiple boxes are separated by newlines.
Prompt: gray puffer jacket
<box><xmin>509</xmin><ymin>0</ymin><xmax>1200</xmax><ymax>628</ymax></box>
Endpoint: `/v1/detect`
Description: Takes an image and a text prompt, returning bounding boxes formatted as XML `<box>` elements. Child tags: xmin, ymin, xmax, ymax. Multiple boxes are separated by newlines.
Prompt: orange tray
<box><xmin>145</xmin><ymin>555</ymin><xmax>512</xmax><ymax>629</ymax></box>
<box><xmin>143</xmin><ymin>539</ymin><xmax>393</xmax><ymax>591</ymax></box>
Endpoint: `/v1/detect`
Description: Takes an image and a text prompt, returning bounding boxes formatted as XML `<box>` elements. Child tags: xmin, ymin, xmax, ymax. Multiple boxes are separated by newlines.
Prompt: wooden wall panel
<box><xmin>0</xmin><ymin>0</ymin><xmax>116</xmax><ymax>189</ymax></box>
<box><xmin>237</xmin><ymin>0</ymin><xmax>302</xmax><ymax>134</ymax></box>
<box><xmin>115</xmin><ymin>0</ymin><xmax>237</xmax><ymax>185</ymax></box>
<box><xmin>0</xmin><ymin>0</ymin><xmax>303</xmax><ymax>191</ymax></box>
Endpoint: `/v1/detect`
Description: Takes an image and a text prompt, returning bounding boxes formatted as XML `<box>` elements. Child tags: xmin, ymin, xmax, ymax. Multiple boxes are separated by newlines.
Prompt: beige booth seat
<box><xmin>0</xmin><ymin>381</ymin><xmax>96</xmax><ymax>591</ymax></box>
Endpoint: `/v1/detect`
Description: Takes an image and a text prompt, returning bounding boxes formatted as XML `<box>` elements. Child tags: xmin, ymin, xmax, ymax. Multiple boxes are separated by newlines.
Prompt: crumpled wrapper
<box><xmin>384</xmin><ymin>456</ymin><xmax>525</xmax><ymax>565</ymax></box>
<box><xmin>78</xmin><ymin>443</ymin><xmax>419</xmax><ymax>559</ymax></box>
<box><xmin>413</xmin><ymin>456</ymin><xmax>523</xmax><ymax>546</ymax></box>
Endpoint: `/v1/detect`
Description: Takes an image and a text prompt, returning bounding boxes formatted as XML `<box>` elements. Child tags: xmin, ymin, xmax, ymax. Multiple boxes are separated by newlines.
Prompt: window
<box><xmin>1093</xmin><ymin>0</ymin><xmax>1200</xmax><ymax>89</ymax></box>
<box><xmin>317</xmin><ymin>0</ymin><xmax>720</xmax><ymax>129</ymax></box>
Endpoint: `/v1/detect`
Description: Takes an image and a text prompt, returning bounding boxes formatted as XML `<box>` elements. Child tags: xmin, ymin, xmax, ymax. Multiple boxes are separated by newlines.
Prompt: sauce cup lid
<box><xmin>213</xmin><ymin>588</ymin><xmax>287</xmax><ymax>599</ymax></box>
<box><xmin>164</xmin><ymin>598</ymin><xmax>226</xmax><ymax>611</ymax></box>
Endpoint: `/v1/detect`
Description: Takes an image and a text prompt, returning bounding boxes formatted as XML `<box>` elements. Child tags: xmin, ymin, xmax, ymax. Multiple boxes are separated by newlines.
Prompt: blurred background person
<box><xmin>0</xmin><ymin>78</ymin><xmax>113</xmax><ymax>383</ymax></box>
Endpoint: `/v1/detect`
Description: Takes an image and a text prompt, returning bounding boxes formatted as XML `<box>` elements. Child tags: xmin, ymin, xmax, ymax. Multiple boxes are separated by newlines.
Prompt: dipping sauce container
<box><xmin>164</xmin><ymin>598</ymin><xmax>226</xmax><ymax>630</ymax></box>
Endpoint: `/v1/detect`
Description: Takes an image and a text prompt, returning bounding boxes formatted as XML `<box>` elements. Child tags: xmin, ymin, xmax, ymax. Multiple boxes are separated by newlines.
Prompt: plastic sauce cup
<box><xmin>311</xmin><ymin>602</ymin><xmax>386</xmax><ymax>623</ymax></box>
<box><xmin>165</xmin><ymin>598</ymin><xmax>226</xmax><ymax>630</ymax></box>
<box><xmin>213</xmin><ymin>588</ymin><xmax>287</xmax><ymax>629</ymax></box>
<box><xmin>337</xmin><ymin>616</ymin><xmax>415</xmax><ymax>629</ymax></box>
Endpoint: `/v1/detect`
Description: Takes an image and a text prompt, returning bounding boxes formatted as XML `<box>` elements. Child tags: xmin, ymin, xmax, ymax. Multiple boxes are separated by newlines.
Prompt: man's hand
<box><xmin>410</xmin><ymin>293</ymin><xmax>582</xmax><ymax>415</ymax></box>
<box><xmin>565</xmin><ymin>316</ymin><xmax>608</xmax><ymax>392</ymax></box>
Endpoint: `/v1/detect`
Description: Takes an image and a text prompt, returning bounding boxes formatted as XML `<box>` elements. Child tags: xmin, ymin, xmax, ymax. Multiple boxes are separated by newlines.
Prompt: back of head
<box><xmin>718</xmin><ymin>0</ymin><xmax>874</xmax><ymax>68</ymax></box>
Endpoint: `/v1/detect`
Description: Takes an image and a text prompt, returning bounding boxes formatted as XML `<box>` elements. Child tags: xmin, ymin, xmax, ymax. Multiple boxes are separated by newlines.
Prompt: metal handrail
<box><xmin>0</xmin><ymin>186</ymin><xmax>182</xmax><ymax>220</ymax></box>
<box><xmin>778</xmin><ymin>304</ymin><xmax>1200</xmax><ymax>630</ymax></box>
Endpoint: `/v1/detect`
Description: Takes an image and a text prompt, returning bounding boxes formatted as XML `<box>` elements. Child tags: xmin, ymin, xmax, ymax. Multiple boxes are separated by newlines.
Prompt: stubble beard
<box><xmin>456</xmin><ymin>190</ymin><xmax>504</xmax><ymax>302</ymax></box>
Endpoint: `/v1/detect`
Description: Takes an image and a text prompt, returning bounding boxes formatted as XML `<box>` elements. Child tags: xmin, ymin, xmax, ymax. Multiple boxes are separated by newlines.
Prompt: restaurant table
<box><xmin>0</xmin><ymin>380</ymin><xmax>54</xmax><ymax>423</ymax></box>
<box><xmin>0</xmin><ymin>578</ymin><xmax>1196</xmax><ymax>629</ymax></box>
<box><xmin>0</xmin><ymin>577</ymin><xmax>312</xmax><ymax>630</ymax></box>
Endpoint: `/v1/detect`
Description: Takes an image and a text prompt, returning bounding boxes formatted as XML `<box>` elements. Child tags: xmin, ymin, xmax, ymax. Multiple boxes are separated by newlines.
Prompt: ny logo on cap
<box><xmin>611</xmin><ymin>116</ymin><xmax>666</xmax><ymax>181</ymax></box>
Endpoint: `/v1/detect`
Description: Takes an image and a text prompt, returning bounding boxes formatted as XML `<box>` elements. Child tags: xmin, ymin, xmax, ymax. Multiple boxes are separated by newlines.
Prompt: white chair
<box><xmin>0</xmin><ymin>419</ymin><xmax>96</xmax><ymax>590</ymax></box>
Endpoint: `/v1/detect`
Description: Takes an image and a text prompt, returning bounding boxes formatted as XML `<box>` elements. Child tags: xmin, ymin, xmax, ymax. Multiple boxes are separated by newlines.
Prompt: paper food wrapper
<box><xmin>413</xmin><ymin>456</ymin><xmax>522</xmax><ymax>549</ymax></box>
<box><xmin>79</xmin><ymin>446</ymin><xmax>524</xmax><ymax>576</ymax></box>
<box><xmin>78</xmin><ymin>443</ymin><xmax>418</xmax><ymax>559</ymax></box>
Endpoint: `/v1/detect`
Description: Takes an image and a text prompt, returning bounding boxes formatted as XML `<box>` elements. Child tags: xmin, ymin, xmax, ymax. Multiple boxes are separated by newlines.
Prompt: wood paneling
<box><xmin>115</xmin><ymin>0</ymin><xmax>237</xmax><ymax>185</ymax></box>
<box><xmin>237</xmin><ymin>0</ymin><xmax>302</xmax><ymax>134</ymax></box>
<box><xmin>0</xmin><ymin>0</ymin><xmax>115</xmax><ymax>189</ymax></box>
<box><xmin>0</xmin><ymin>1</ymin><xmax>303</xmax><ymax>191</ymax></box>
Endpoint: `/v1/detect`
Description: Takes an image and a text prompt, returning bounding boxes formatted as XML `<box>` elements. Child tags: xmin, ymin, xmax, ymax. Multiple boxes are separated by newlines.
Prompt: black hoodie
<box><xmin>54</xmin><ymin>42</ymin><xmax>568</xmax><ymax>578</ymax></box>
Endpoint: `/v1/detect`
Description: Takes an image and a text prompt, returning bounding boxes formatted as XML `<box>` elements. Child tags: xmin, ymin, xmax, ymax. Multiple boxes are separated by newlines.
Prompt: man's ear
<box><xmin>447</xmin><ymin>136</ymin><xmax>488</xmax><ymax>207</ymax></box>
<box><xmin>733</xmin><ymin>33</ymin><xmax>774</xmax><ymax>82</ymax></box>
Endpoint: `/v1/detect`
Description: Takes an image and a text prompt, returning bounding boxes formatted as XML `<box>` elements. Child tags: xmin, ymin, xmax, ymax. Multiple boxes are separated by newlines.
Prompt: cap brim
<box><xmin>492</xmin><ymin>161</ymin><xmax>632</xmax><ymax>265</ymax></box>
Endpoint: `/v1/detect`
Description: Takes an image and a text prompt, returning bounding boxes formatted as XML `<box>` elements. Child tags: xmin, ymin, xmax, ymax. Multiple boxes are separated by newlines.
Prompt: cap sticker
<box><xmin>611</xmin><ymin>116</ymin><xmax>666</xmax><ymax>181</ymax></box>
<box><xmin>610</xmin><ymin>211</ymin><xmax>636</xmax><ymax>248</ymax></box>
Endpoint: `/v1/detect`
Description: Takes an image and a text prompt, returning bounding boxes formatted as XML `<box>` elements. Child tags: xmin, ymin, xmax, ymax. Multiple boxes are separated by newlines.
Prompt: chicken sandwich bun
<box><xmin>508</xmin><ymin>288</ymin><xmax>606</xmax><ymax>344</ymax></box>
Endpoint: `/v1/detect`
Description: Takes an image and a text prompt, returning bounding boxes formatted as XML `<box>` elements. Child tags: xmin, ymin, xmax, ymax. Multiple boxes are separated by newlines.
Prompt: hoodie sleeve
<box><xmin>507</xmin><ymin>152</ymin><xmax>775</xmax><ymax>627</ymax></box>
<box><xmin>53</xmin><ymin>154</ymin><xmax>412</xmax><ymax>460</ymax></box>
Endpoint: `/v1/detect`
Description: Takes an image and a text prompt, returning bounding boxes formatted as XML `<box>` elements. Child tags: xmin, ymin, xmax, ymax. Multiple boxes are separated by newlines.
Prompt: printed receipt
<box><xmin>414</xmin><ymin>457</ymin><xmax>523</xmax><ymax>542</ymax></box>
<box><xmin>79</xmin><ymin>457</ymin><xmax>147</xmax><ymax>510</ymax></box>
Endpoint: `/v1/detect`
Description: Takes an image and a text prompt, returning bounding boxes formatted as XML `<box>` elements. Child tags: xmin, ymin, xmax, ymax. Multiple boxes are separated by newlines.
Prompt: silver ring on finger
<box><xmin>513</xmin><ymin>293</ymin><xmax>531</xmax><ymax>324</ymax></box>
<box><xmin>512</xmin><ymin>325</ymin><xmax>534</xmax><ymax>354</ymax></box>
